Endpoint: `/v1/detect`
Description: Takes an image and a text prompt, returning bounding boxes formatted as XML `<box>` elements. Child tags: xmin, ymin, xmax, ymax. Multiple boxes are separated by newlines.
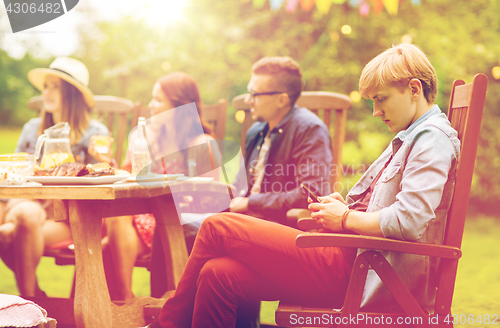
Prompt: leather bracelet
<box><xmin>341</xmin><ymin>209</ymin><xmax>352</xmax><ymax>232</ymax></box>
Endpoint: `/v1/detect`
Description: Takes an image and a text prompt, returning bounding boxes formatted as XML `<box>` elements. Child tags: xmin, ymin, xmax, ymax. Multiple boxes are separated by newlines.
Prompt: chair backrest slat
<box><xmin>132</xmin><ymin>99</ymin><xmax>228</xmax><ymax>142</ymax></box>
<box><xmin>435</xmin><ymin>73</ymin><xmax>487</xmax><ymax>315</ymax></box>
<box><xmin>451</xmin><ymin>83</ymin><xmax>472</xmax><ymax>108</ymax></box>
<box><xmin>322</xmin><ymin>109</ymin><xmax>331</xmax><ymax>131</ymax></box>
<box><xmin>203</xmin><ymin>99</ymin><xmax>228</xmax><ymax>141</ymax></box>
<box><xmin>232</xmin><ymin>91</ymin><xmax>352</xmax><ymax>191</ymax></box>
<box><xmin>106</xmin><ymin>114</ymin><xmax>114</xmax><ymax>132</ymax></box>
<box><xmin>444</xmin><ymin>74</ymin><xmax>487</xmax><ymax>248</ymax></box>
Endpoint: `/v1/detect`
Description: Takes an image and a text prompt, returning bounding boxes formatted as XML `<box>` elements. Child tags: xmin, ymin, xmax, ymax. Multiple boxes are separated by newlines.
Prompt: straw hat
<box><xmin>28</xmin><ymin>57</ymin><xmax>95</xmax><ymax>108</ymax></box>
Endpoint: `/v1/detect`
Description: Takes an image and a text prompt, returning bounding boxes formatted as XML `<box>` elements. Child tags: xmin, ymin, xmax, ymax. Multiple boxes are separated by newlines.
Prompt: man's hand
<box><xmin>307</xmin><ymin>192</ymin><xmax>346</xmax><ymax>205</ymax></box>
<box><xmin>230</xmin><ymin>197</ymin><xmax>249</xmax><ymax>213</ymax></box>
<box><xmin>308</xmin><ymin>198</ymin><xmax>349</xmax><ymax>232</ymax></box>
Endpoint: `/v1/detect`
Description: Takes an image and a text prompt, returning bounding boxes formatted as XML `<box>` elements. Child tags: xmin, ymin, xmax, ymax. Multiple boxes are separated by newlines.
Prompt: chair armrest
<box><xmin>286</xmin><ymin>208</ymin><xmax>312</xmax><ymax>227</ymax></box>
<box><xmin>297</xmin><ymin>217</ymin><xmax>323</xmax><ymax>230</ymax></box>
<box><xmin>296</xmin><ymin>232</ymin><xmax>461</xmax><ymax>259</ymax></box>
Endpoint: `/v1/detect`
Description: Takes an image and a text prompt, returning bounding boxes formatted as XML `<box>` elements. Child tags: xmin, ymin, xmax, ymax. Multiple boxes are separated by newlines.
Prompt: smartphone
<box><xmin>300</xmin><ymin>183</ymin><xmax>322</xmax><ymax>203</ymax></box>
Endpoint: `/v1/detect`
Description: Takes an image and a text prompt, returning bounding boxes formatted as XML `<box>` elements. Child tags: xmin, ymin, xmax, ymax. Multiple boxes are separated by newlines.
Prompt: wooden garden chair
<box><xmin>29</xmin><ymin>94</ymin><xmax>149</xmax><ymax>268</ymax></box>
<box><xmin>274</xmin><ymin>73</ymin><xmax>488</xmax><ymax>327</ymax></box>
<box><xmin>132</xmin><ymin>99</ymin><xmax>229</xmax><ymax>143</ymax></box>
<box><xmin>28</xmin><ymin>95</ymin><xmax>138</xmax><ymax>167</ymax></box>
<box><xmin>232</xmin><ymin>91</ymin><xmax>352</xmax><ymax>190</ymax></box>
<box><xmin>232</xmin><ymin>91</ymin><xmax>353</xmax><ymax>225</ymax></box>
<box><xmin>29</xmin><ymin>94</ymin><xmax>145</xmax><ymax>267</ymax></box>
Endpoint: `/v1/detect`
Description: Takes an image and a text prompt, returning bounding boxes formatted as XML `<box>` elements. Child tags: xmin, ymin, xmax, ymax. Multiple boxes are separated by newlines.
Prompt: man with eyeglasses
<box><xmin>230</xmin><ymin>56</ymin><xmax>333</xmax><ymax>224</ymax></box>
<box><xmin>228</xmin><ymin>56</ymin><xmax>333</xmax><ymax>328</ymax></box>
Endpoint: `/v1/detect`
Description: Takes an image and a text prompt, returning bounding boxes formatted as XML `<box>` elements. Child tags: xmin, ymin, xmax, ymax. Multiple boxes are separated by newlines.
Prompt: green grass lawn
<box><xmin>0</xmin><ymin>127</ymin><xmax>22</xmax><ymax>154</ymax></box>
<box><xmin>452</xmin><ymin>215</ymin><xmax>500</xmax><ymax>323</ymax></box>
<box><xmin>1</xmin><ymin>214</ymin><xmax>499</xmax><ymax>326</ymax></box>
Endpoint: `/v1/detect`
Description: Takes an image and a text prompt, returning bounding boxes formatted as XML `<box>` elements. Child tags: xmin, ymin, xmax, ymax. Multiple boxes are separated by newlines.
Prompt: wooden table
<box><xmin>0</xmin><ymin>179</ymin><xmax>233</xmax><ymax>328</ymax></box>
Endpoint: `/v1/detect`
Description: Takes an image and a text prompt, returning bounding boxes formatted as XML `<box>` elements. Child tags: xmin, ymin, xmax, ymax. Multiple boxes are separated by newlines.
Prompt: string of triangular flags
<box><xmin>247</xmin><ymin>0</ymin><xmax>421</xmax><ymax>16</ymax></box>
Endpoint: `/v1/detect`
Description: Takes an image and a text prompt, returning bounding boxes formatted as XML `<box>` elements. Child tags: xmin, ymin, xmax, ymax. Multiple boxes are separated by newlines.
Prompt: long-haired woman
<box><xmin>98</xmin><ymin>72</ymin><xmax>222</xmax><ymax>301</ymax></box>
<box><xmin>0</xmin><ymin>57</ymin><xmax>108</xmax><ymax>297</ymax></box>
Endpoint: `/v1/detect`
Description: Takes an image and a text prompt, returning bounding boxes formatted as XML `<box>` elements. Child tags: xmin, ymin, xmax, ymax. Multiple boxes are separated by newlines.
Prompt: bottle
<box><xmin>131</xmin><ymin>117</ymin><xmax>152</xmax><ymax>176</ymax></box>
<box><xmin>188</xmin><ymin>158</ymin><xmax>197</xmax><ymax>177</ymax></box>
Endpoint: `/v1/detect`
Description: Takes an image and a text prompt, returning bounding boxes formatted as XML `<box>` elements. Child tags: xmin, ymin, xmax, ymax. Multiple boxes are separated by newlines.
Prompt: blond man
<box><xmin>150</xmin><ymin>44</ymin><xmax>460</xmax><ymax>328</ymax></box>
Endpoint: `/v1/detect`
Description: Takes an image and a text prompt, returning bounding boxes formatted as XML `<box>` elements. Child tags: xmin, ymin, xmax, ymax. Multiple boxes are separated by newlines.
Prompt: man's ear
<box><xmin>277</xmin><ymin>92</ymin><xmax>291</xmax><ymax>108</ymax></box>
<box><xmin>409</xmin><ymin>78</ymin><xmax>422</xmax><ymax>100</ymax></box>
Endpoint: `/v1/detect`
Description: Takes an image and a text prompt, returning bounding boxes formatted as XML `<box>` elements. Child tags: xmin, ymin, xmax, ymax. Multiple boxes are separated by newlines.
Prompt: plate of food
<box><xmin>27</xmin><ymin>162</ymin><xmax>130</xmax><ymax>185</ymax></box>
<box><xmin>125</xmin><ymin>173</ymin><xmax>184</xmax><ymax>183</ymax></box>
<box><xmin>0</xmin><ymin>153</ymin><xmax>35</xmax><ymax>185</ymax></box>
<box><xmin>27</xmin><ymin>175</ymin><xmax>130</xmax><ymax>185</ymax></box>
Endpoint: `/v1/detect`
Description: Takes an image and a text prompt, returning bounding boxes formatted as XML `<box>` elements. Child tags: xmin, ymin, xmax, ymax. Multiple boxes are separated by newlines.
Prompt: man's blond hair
<box><xmin>359</xmin><ymin>43</ymin><xmax>437</xmax><ymax>104</ymax></box>
<box><xmin>252</xmin><ymin>56</ymin><xmax>303</xmax><ymax>106</ymax></box>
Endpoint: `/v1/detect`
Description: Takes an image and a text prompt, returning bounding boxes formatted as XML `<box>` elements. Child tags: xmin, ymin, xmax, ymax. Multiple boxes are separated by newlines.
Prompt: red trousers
<box><xmin>158</xmin><ymin>213</ymin><xmax>355</xmax><ymax>328</ymax></box>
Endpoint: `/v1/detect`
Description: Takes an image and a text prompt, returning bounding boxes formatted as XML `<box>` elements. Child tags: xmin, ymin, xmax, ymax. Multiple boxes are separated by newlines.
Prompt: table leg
<box><xmin>69</xmin><ymin>200</ymin><xmax>112</xmax><ymax>328</ymax></box>
<box><xmin>149</xmin><ymin>194</ymin><xmax>188</xmax><ymax>295</ymax></box>
<box><xmin>150</xmin><ymin>230</ymin><xmax>167</xmax><ymax>298</ymax></box>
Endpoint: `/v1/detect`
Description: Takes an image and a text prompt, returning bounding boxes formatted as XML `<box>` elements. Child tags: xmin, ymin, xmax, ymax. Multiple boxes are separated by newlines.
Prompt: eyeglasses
<box><xmin>247</xmin><ymin>89</ymin><xmax>286</xmax><ymax>102</ymax></box>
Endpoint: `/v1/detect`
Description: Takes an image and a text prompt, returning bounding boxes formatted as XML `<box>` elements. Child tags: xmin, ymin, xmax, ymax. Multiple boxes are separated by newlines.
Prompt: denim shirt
<box><xmin>346</xmin><ymin>105</ymin><xmax>461</xmax><ymax>310</ymax></box>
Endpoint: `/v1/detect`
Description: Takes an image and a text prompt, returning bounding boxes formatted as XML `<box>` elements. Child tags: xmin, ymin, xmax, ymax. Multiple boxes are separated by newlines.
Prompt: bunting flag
<box><xmin>299</xmin><ymin>0</ymin><xmax>315</xmax><ymax>11</ymax></box>
<box><xmin>371</xmin><ymin>0</ymin><xmax>384</xmax><ymax>13</ymax></box>
<box><xmin>381</xmin><ymin>0</ymin><xmax>398</xmax><ymax>15</ymax></box>
<box><xmin>359</xmin><ymin>1</ymin><xmax>370</xmax><ymax>17</ymax></box>
<box><xmin>270</xmin><ymin>0</ymin><xmax>285</xmax><ymax>10</ymax></box>
<box><xmin>253</xmin><ymin>0</ymin><xmax>267</xmax><ymax>8</ymax></box>
<box><xmin>253</xmin><ymin>0</ymin><xmax>415</xmax><ymax>16</ymax></box>
<box><xmin>315</xmin><ymin>0</ymin><xmax>332</xmax><ymax>14</ymax></box>
<box><xmin>285</xmin><ymin>0</ymin><xmax>300</xmax><ymax>12</ymax></box>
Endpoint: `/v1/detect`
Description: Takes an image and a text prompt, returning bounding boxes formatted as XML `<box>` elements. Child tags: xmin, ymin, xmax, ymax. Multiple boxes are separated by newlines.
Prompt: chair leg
<box><xmin>339</xmin><ymin>252</ymin><xmax>369</xmax><ymax>327</ymax></box>
<box><xmin>364</xmin><ymin>250</ymin><xmax>433</xmax><ymax>328</ymax></box>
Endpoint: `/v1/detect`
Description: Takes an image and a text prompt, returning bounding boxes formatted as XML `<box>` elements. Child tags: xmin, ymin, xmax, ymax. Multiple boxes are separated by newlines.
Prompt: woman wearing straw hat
<box><xmin>0</xmin><ymin>57</ymin><xmax>108</xmax><ymax>297</ymax></box>
<box><xmin>18</xmin><ymin>56</ymin><xmax>108</xmax><ymax>161</ymax></box>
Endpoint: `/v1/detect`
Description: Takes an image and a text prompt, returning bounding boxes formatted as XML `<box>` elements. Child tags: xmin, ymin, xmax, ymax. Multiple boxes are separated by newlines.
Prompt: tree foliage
<box><xmin>1</xmin><ymin>0</ymin><xmax>500</xmax><ymax>203</ymax></box>
<box><xmin>0</xmin><ymin>51</ymin><xmax>45</xmax><ymax>125</ymax></box>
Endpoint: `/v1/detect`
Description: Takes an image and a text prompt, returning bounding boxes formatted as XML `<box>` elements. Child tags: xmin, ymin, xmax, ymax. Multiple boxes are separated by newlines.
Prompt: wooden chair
<box><xmin>232</xmin><ymin>91</ymin><xmax>352</xmax><ymax>191</ymax></box>
<box><xmin>132</xmin><ymin>99</ymin><xmax>229</xmax><ymax>142</ymax></box>
<box><xmin>204</xmin><ymin>99</ymin><xmax>228</xmax><ymax>141</ymax></box>
<box><xmin>275</xmin><ymin>73</ymin><xmax>488</xmax><ymax>327</ymax></box>
<box><xmin>232</xmin><ymin>91</ymin><xmax>352</xmax><ymax>227</ymax></box>
<box><xmin>28</xmin><ymin>95</ymin><xmax>138</xmax><ymax>167</ymax></box>
<box><xmin>29</xmin><ymin>94</ymin><xmax>143</xmax><ymax>270</ymax></box>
